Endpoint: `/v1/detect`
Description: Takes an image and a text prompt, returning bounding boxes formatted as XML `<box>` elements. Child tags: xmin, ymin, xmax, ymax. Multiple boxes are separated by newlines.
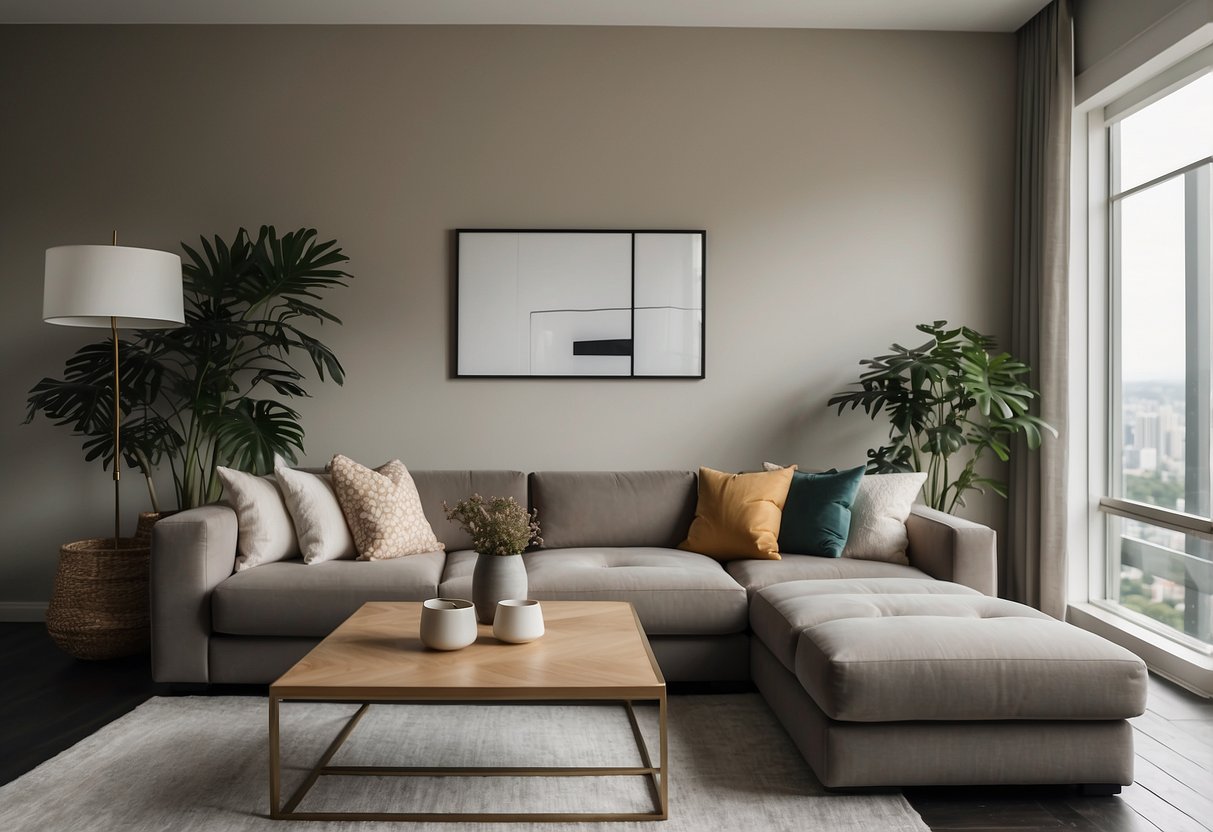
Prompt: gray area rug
<box><xmin>0</xmin><ymin>694</ymin><xmax>928</xmax><ymax>831</ymax></box>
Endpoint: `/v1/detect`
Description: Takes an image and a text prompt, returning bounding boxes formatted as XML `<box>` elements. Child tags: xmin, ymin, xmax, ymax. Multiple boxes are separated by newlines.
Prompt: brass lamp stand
<box><xmin>41</xmin><ymin>233</ymin><xmax>184</xmax><ymax>657</ymax></box>
<box><xmin>109</xmin><ymin>232</ymin><xmax>121</xmax><ymax>547</ymax></box>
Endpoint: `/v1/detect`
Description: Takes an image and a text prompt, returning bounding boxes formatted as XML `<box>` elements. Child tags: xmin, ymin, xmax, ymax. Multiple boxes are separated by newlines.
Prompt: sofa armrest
<box><xmin>905</xmin><ymin>505</ymin><xmax>997</xmax><ymax>595</ymax></box>
<box><xmin>150</xmin><ymin>505</ymin><xmax>238</xmax><ymax>683</ymax></box>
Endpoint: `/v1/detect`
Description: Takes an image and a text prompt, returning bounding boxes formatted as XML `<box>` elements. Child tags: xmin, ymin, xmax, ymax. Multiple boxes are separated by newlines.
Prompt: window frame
<box><xmin>1090</xmin><ymin>65</ymin><xmax>1213</xmax><ymax>656</ymax></box>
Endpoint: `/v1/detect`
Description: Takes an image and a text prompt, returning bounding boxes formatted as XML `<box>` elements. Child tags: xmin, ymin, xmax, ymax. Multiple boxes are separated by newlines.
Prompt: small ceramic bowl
<box><xmin>419</xmin><ymin>598</ymin><xmax>477</xmax><ymax>651</ymax></box>
<box><xmin>493</xmin><ymin>599</ymin><xmax>545</xmax><ymax>644</ymax></box>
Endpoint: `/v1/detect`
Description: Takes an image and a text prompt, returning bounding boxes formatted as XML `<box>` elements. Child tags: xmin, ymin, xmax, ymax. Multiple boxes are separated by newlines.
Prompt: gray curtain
<box><xmin>1007</xmin><ymin>0</ymin><xmax>1073</xmax><ymax>618</ymax></box>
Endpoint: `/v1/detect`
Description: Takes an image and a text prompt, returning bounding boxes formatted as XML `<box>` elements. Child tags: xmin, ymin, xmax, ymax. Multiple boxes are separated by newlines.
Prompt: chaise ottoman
<box><xmin>750</xmin><ymin>578</ymin><xmax>1149</xmax><ymax>790</ymax></box>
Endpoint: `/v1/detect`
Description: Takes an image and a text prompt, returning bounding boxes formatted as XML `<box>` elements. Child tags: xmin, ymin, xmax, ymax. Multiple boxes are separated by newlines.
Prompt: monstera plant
<box><xmin>828</xmin><ymin>321</ymin><xmax>1056</xmax><ymax>514</ymax></box>
<box><xmin>26</xmin><ymin>226</ymin><xmax>353</xmax><ymax>510</ymax></box>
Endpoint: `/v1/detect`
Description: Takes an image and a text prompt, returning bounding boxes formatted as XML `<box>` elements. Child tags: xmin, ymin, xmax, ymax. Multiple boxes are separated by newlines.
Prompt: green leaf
<box><xmin>210</xmin><ymin>399</ymin><xmax>305</xmax><ymax>475</ymax></box>
<box><xmin>830</xmin><ymin>320</ymin><xmax>1056</xmax><ymax>515</ymax></box>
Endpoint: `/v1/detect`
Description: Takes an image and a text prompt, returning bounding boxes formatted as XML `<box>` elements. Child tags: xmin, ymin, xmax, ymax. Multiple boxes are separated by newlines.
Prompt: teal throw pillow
<box><xmin>778</xmin><ymin>466</ymin><xmax>865</xmax><ymax>557</ymax></box>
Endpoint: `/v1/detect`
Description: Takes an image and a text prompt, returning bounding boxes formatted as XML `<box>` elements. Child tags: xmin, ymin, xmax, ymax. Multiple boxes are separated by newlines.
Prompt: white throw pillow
<box><xmin>841</xmin><ymin>473</ymin><xmax>927</xmax><ymax>564</ymax></box>
<box><xmin>275</xmin><ymin>466</ymin><xmax>356</xmax><ymax>565</ymax></box>
<box><xmin>763</xmin><ymin>463</ymin><xmax>926</xmax><ymax>564</ymax></box>
<box><xmin>216</xmin><ymin>467</ymin><xmax>299</xmax><ymax>571</ymax></box>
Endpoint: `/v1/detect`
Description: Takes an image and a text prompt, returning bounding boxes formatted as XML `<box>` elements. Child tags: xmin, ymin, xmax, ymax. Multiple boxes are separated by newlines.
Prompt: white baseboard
<box><xmin>0</xmin><ymin>602</ymin><xmax>48</xmax><ymax>622</ymax></box>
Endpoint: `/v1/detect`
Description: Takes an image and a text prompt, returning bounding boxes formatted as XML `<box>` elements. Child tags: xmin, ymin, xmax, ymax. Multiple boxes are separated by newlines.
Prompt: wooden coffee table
<box><xmin>268</xmin><ymin>600</ymin><xmax>668</xmax><ymax>822</ymax></box>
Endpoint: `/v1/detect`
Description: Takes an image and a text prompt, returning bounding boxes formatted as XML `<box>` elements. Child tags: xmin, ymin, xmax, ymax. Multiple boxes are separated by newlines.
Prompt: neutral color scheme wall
<box><xmin>0</xmin><ymin>25</ymin><xmax>1015</xmax><ymax>607</ymax></box>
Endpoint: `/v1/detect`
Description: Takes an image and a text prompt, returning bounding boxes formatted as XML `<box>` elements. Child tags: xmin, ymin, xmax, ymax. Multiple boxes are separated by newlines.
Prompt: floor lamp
<box><xmin>42</xmin><ymin>235</ymin><xmax>184</xmax><ymax>547</ymax></box>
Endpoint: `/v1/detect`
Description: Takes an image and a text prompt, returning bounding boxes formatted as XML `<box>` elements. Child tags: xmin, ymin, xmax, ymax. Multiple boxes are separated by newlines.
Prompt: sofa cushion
<box><xmin>841</xmin><ymin>472</ymin><xmax>927</xmax><ymax>564</ymax></box>
<box><xmin>529</xmin><ymin>471</ymin><xmax>696</xmax><ymax>549</ymax></box>
<box><xmin>274</xmin><ymin>467</ymin><xmax>356</xmax><ymax>564</ymax></box>
<box><xmin>211</xmin><ymin>553</ymin><xmax>445</xmax><ymax>637</ymax></box>
<box><xmin>217</xmin><ymin>467</ymin><xmax>299</xmax><ymax>571</ymax></box>
<box><xmin>779</xmin><ymin>466</ymin><xmax>866</xmax><ymax>558</ymax></box>
<box><xmin>790</xmin><ymin>591</ymin><xmax>1148</xmax><ymax>722</ymax></box>
<box><xmin>727</xmin><ymin>555</ymin><xmax>931</xmax><ymax>595</ymax></box>
<box><xmin>751</xmin><ymin>578</ymin><xmax>981</xmax><ymax>671</ymax></box>
<box><xmin>332</xmin><ymin>456</ymin><xmax>444</xmax><ymax>560</ymax></box>
<box><xmin>440</xmin><ymin>547</ymin><xmax>747</xmax><ymax>636</ymax></box>
<box><xmin>412</xmin><ymin>470</ymin><xmax>528</xmax><ymax>551</ymax></box>
<box><xmin>764</xmin><ymin>465</ymin><xmax>927</xmax><ymax>564</ymax></box>
<box><xmin>679</xmin><ymin>466</ymin><xmax>794</xmax><ymax>561</ymax></box>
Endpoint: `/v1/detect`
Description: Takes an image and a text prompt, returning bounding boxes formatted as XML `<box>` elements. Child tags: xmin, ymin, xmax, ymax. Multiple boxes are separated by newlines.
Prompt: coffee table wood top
<box><xmin>271</xmin><ymin>601</ymin><xmax>665</xmax><ymax>700</ymax></box>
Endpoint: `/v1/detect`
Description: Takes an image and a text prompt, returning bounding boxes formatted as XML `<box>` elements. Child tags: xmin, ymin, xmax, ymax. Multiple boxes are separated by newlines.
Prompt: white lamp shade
<box><xmin>43</xmin><ymin>244</ymin><xmax>184</xmax><ymax>329</ymax></box>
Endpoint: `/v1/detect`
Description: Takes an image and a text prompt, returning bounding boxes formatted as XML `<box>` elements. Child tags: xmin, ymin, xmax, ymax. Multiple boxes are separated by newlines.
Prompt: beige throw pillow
<box><xmin>216</xmin><ymin>467</ymin><xmax>299</xmax><ymax>571</ymax></box>
<box><xmin>330</xmin><ymin>455</ymin><xmax>444</xmax><ymax>560</ymax></box>
<box><xmin>763</xmin><ymin>463</ymin><xmax>926</xmax><ymax>565</ymax></box>
<box><xmin>275</xmin><ymin>466</ymin><xmax>356</xmax><ymax>565</ymax></box>
<box><xmin>842</xmin><ymin>472</ymin><xmax>927</xmax><ymax>564</ymax></box>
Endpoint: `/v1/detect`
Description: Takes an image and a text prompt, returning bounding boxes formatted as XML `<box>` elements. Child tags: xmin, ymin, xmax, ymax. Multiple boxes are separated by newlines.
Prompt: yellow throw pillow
<box><xmin>331</xmin><ymin>455</ymin><xmax>445</xmax><ymax>560</ymax></box>
<box><xmin>679</xmin><ymin>466</ymin><xmax>794</xmax><ymax>561</ymax></box>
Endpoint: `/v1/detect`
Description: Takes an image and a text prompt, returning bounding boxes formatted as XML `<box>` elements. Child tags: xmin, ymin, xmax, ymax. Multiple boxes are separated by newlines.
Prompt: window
<box><xmin>1100</xmin><ymin>70</ymin><xmax>1213</xmax><ymax>651</ymax></box>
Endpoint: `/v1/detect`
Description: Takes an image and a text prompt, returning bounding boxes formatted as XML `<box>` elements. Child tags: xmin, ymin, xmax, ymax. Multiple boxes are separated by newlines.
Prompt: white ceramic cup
<box><xmin>419</xmin><ymin>598</ymin><xmax>478</xmax><ymax>651</ymax></box>
<box><xmin>493</xmin><ymin>599</ymin><xmax>545</xmax><ymax>644</ymax></box>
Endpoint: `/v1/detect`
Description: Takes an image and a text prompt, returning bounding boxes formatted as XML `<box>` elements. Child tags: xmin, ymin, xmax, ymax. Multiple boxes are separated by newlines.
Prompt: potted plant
<box><xmin>25</xmin><ymin>225</ymin><xmax>353</xmax><ymax>658</ymax></box>
<box><xmin>444</xmin><ymin>494</ymin><xmax>542</xmax><ymax>624</ymax></box>
<box><xmin>828</xmin><ymin>321</ymin><xmax>1056</xmax><ymax>514</ymax></box>
<box><xmin>27</xmin><ymin>225</ymin><xmax>353</xmax><ymax>511</ymax></box>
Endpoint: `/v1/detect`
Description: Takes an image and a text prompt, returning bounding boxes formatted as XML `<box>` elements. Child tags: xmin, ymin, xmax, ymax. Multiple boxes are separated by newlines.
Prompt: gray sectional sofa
<box><xmin>150</xmin><ymin>468</ymin><xmax>1148</xmax><ymax>789</ymax></box>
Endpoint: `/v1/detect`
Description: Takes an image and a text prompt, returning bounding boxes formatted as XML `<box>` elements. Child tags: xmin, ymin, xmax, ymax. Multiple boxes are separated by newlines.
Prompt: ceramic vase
<box><xmin>419</xmin><ymin>598</ymin><xmax>478</xmax><ymax>651</ymax></box>
<box><xmin>472</xmin><ymin>553</ymin><xmax>527</xmax><ymax>624</ymax></box>
<box><xmin>493</xmin><ymin>599</ymin><xmax>545</xmax><ymax>643</ymax></box>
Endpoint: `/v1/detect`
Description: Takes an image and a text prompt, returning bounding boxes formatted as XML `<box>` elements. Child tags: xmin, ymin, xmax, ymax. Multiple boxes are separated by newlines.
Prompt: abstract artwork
<box><xmin>456</xmin><ymin>229</ymin><xmax>705</xmax><ymax>378</ymax></box>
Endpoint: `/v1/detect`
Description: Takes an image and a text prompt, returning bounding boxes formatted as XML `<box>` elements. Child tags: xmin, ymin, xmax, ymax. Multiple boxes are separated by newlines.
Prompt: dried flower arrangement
<box><xmin>443</xmin><ymin>494</ymin><xmax>542</xmax><ymax>556</ymax></box>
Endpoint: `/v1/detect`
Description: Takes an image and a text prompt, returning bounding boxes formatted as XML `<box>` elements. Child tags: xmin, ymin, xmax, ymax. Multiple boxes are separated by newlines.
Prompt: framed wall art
<box><xmin>455</xmin><ymin>229</ymin><xmax>705</xmax><ymax>378</ymax></box>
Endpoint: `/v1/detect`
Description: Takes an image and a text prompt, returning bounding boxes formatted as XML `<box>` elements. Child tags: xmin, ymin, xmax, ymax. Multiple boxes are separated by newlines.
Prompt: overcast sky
<box><xmin>1119</xmin><ymin>72</ymin><xmax>1212</xmax><ymax>384</ymax></box>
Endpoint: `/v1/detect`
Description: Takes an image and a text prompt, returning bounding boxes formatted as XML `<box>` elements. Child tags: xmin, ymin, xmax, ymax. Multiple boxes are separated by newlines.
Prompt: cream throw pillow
<box><xmin>763</xmin><ymin>463</ymin><xmax>926</xmax><ymax>565</ymax></box>
<box><xmin>216</xmin><ymin>467</ymin><xmax>299</xmax><ymax>571</ymax></box>
<box><xmin>331</xmin><ymin>455</ymin><xmax>445</xmax><ymax>560</ymax></box>
<box><xmin>275</xmin><ymin>466</ymin><xmax>356</xmax><ymax>564</ymax></box>
<box><xmin>842</xmin><ymin>472</ymin><xmax>927</xmax><ymax>564</ymax></box>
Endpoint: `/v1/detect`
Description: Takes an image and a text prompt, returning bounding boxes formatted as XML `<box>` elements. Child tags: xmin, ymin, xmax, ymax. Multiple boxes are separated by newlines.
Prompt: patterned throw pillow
<box><xmin>330</xmin><ymin>455</ymin><xmax>445</xmax><ymax>560</ymax></box>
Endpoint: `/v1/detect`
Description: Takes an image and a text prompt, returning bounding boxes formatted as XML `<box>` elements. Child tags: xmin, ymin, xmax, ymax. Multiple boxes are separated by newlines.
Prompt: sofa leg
<box><xmin>1078</xmin><ymin>783</ymin><xmax>1122</xmax><ymax>796</ymax></box>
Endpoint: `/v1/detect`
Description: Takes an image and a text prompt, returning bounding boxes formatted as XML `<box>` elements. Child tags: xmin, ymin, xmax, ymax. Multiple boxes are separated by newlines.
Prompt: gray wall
<box><xmin>0</xmin><ymin>25</ymin><xmax>1015</xmax><ymax>607</ymax></box>
<box><xmin>1073</xmin><ymin>0</ymin><xmax>1188</xmax><ymax>72</ymax></box>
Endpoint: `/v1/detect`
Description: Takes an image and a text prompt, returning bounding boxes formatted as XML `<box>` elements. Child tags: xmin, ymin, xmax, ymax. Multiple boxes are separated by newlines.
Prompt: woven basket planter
<box><xmin>46</xmin><ymin>512</ymin><xmax>162</xmax><ymax>660</ymax></box>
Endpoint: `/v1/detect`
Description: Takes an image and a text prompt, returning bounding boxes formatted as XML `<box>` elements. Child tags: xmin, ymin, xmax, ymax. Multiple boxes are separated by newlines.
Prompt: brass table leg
<box><xmin>268</xmin><ymin>695</ymin><xmax>280</xmax><ymax>818</ymax></box>
<box><xmin>659</xmin><ymin>690</ymin><xmax>669</xmax><ymax>819</ymax></box>
<box><xmin>270</xmin><ymin>699</ymin><xmax>668</xmax><ymax>822</ymax></box>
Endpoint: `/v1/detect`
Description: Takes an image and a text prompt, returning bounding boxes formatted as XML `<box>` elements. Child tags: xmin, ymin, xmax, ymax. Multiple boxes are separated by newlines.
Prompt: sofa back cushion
<box><xmin>410</xmin><ymin>470</ymin><xmax>528</xmax><ymax>551</ymax></box>
<box><xmin>530</xmin><ymin>471</ymin><xmax>697</xmax><ymax>549</ymax></box>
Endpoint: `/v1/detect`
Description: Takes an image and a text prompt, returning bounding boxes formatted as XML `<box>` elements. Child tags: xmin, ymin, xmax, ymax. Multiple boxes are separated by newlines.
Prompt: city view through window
<box><xmin>1110</xmin><ymin>72</ymin><xmax>1212</xmax><ymax>648</ymax></box>
<box><xmin>1117</xmin><ymin>383</ymin><xmax>1204</xmax><ymax>637</ymax></box>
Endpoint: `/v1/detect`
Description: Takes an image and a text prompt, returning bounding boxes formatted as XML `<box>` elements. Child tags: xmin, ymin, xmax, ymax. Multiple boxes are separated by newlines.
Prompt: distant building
<box><xmin>1139</xmin><ymin>448</ymin><xmax>1158</xmax><ymax>471</ymax></box>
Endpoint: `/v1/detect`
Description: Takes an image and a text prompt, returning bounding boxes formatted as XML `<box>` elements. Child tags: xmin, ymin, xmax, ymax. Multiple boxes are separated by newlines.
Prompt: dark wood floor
<box><xmin>2</xmin><ymin>622</ymin><xmax>1210</xmax><ymax>831</ymax></box>
<box><xmin>900</xmin><ymin>677</ymin><xmax>1213</xmax><ymax>832</ymax></box>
